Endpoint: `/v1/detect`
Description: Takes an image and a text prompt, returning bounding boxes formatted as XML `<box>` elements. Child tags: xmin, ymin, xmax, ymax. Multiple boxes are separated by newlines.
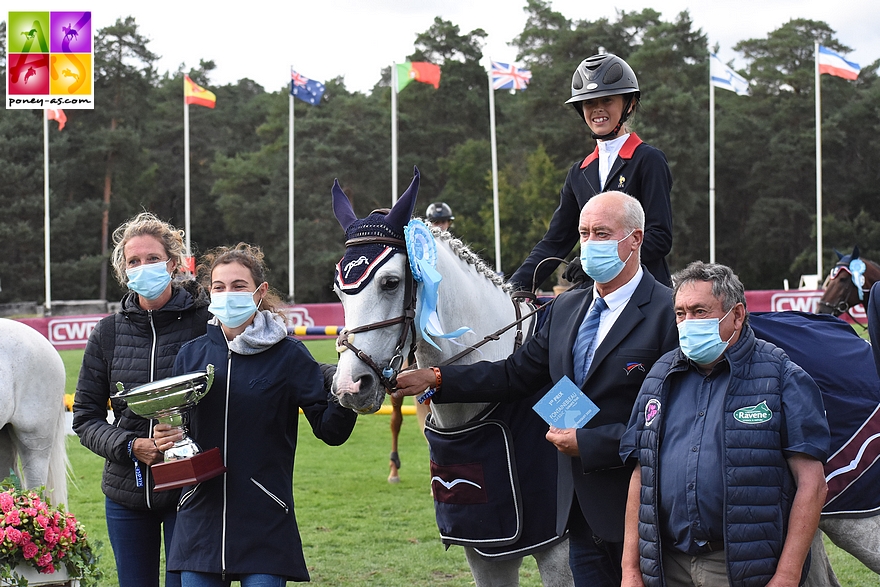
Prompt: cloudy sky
<box><xmin>31</xmin><ymin>0</ymin><xmax>880</xmax><ymax>93</ymax></box>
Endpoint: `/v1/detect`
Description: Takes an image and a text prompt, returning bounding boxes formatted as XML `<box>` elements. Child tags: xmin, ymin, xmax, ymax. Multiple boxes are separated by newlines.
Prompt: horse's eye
<box><xmin>380</xmin><ymin>276</ymin><xmax>400</xmax><ymax>291</ymax></box>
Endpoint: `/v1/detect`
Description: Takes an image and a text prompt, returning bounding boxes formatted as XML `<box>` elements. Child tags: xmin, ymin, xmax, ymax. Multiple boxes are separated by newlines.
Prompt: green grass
<box><xmin>59</xmin><ymin>342</ymin><xmax>877</xmax><ymax>586</ymax></box>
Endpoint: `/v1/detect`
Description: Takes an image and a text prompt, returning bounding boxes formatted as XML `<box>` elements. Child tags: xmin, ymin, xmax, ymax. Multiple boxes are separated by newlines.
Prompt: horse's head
<box><xmin>817</xmin><ymin>246</ymin><xmax>872</xmax><ymax>316</ymax></box>
<box><xmin>330</xmin><ymin>168</ymin><xmax>420</xmax><ymax>414</ymax></box>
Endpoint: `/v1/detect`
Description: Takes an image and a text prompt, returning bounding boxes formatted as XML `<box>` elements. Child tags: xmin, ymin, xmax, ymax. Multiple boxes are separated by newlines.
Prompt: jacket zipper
<box><xmin>177</xmin><ymin>483</ymin><xmax>200</xmax><ymax>510</ymax></box>
<box><xmin>250</xmin><ymin>478</ymin><xmax>290</xmax><ymax>513</ymax></box>
<box><xmin>144</xmin><ymin>311</ymin><xmax>158</xmax><ymax>510</ymax></box>
<box><xmin>221</xmin><ymin>348</ymin><xmax>232</xmax><ymax>577</ymax></box>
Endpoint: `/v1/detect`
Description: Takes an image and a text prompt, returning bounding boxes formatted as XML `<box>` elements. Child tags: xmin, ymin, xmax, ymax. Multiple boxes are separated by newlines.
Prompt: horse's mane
<box><xmin>427</xmin><ymin>223</ymin><xmax>514</xmax><ymax>294</ymax></box>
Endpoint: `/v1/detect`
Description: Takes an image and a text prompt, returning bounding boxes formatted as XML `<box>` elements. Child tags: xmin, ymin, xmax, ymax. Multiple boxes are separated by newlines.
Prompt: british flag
<box><xmin>490</xmin><ymin>61</ymin><xmax>532</xmax><ymax>91</ymax></box>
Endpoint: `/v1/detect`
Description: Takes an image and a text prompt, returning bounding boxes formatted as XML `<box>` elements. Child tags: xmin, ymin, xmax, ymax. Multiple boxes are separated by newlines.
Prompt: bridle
<box><xmin>817</xmin><ymin>263</ymin><xmax>870</xmax><ymax>328</ymax></box>
<box><xmin>335</xmin><ymin>235</ymin><xmax>543</xmax><ymax>392</ymax></box>
<box><xmin>335</xmin><ymin>236</ymin><xmax>417</xmax><ymax>392</ymax></box>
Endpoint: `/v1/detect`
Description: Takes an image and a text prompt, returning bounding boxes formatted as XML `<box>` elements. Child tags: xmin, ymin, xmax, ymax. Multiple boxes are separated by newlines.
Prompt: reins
<box><xmin>336</xmin><ymin>234</ymin><xmax>543</xmax><ymax>391</ymax></box>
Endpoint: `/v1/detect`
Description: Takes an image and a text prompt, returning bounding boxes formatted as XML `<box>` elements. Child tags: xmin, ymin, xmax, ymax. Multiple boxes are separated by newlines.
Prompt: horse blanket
<box><xmin>425</xmin><ymin>396</ymin><xmax>565</xmax><ymax>559</ymax></box>
<box><xmin>751</xmin><ymin>311</ymin><xmax>880</xmax><ymax>517</ymax></box>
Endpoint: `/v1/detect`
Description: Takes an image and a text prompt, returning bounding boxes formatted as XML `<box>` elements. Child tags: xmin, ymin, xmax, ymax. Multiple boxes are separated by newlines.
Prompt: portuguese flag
<box><xmin>396</xmin><ymin>62</ymin><xmax>441</xmax><ymax>92</ymax></box>
<box><xmin>184</xmin><ymin>75</ymin><xmax>217</xmax><ymax>108</ymax></box>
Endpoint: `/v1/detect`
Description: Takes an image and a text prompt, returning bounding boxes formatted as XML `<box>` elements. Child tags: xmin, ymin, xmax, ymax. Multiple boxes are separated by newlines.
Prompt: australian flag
<box><xmin>490</xmin><ymin>60</ymin><xmax>532</xmax><ymax>91</ymax></box>
<box><xmin>290</xmin><ymin>67</ymin><xmax>325</xmax><ymax>105</ymax></box>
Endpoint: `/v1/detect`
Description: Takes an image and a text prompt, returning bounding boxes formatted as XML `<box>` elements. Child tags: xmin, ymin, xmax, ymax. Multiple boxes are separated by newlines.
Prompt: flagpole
<box><xmin>709</xmin><ymin>65</ymin><xmax>716</xmax><ymax>264</ymax></box>
<box><xmin>289</xmin><ymin>91</ymin><xmax>295</xmax><ymax>302</ymax></box>
<box><xmin>391</xmin><ymin>62</ymin><xmax>398</xmax><ymax>205</ymax></box>
<box><xmin>184</xmin><ymin>97</ymin><xmax>192</xmax><ymax>260</ymax></box>
<box><xmin>814</xmin><ymin>41</ymin><xmax>823</xmax><ymax>281</ymax></box>
<box><xmin>487</xmin><ymin>65</ymin><xmax>502</xmax><ymax>273</ymax></box>
<box><xmin>43</xmin><ymin>109</ymin><xmax>52</xmax><ymax>313</ymax></box>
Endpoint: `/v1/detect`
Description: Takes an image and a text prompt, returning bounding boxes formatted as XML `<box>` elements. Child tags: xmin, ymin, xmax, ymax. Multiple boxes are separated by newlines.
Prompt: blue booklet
<box><xmin>532</xmin><ymin>375</ymin><xmax>600</xmax><ymax>428</ymax></box>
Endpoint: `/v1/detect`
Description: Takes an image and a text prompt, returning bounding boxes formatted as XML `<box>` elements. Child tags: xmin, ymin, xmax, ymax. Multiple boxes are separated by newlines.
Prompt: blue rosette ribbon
<box><xmin>404</xmin><ymin>219</ymin><xmax>471</xmax><ymax>349</ymax></box>
<box><xmin>849</xmin><ymin>258</ymin><xmax>867</xmax><ymax>300</ymax></box>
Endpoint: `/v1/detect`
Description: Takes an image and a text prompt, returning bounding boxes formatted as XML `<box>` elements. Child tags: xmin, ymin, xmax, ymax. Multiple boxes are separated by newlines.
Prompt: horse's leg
<box><xmin>532</xmin><ymin>539</ymin><xmax>574</xmax><ymax>587</ymax></box>
<box><xmin>464</xmin><ymin>548</ymin><xmax>521</xmax><ymax>587</ymax></box>
<box><xmin>820</xmin><ymin>516</ymin><xmax>880</xmax><ymax>574</ymax></box>
<box><xmin>389</xmin><ymin>394</ymin><xmax>403</xmax><ymax>483</ymax></box>
<box><xmin>803</xmin><ymin>529</ymin><xmax>842</xmax><ymax>587</ymax></box>
<box><xmin>0</xmin><ymin>427</ymin><xmax>16</xmax><ymax>480</ymax></box>
<box><xmin>10</xmin><ymin>423</ymin><xmax>53</xmax><ymax>491</ymax></box>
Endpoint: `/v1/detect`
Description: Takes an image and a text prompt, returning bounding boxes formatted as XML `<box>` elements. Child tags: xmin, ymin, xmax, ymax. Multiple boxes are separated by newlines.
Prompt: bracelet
<box><xmin>430</xmin><ymin>367</ymin><xmax>442</xmax><ymax>390</ymax></box>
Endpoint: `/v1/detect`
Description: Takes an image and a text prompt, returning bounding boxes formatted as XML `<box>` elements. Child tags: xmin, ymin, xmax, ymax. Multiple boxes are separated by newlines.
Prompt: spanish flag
<box><xmin>184</xmin><ymin>75</ymin><xmax>216</xmax><ymax>108</ymax></box>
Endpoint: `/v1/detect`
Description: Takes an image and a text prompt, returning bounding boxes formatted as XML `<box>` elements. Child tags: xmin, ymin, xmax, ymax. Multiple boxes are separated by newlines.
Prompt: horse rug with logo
<box><xmin>425</xmin><ymin>398</ymin><xmax>564</xmax><ymax>559</ymax></box>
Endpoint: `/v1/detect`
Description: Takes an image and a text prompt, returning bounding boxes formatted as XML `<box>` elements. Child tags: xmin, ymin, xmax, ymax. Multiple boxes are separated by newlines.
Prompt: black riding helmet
<box><xmin>566</xmin><ymin>53</ymin><xmax>640</xmax><ymax>140</ymax></box>
<box><xmin>425</xmin><ymin>202</ymin><xmax>454</xmax><ymax>222</ymax></box>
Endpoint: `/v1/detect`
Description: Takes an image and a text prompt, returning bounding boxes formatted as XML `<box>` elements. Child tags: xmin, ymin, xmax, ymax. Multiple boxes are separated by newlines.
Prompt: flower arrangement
<box><xmin>0</xmin><ymin>475</ymin><xmax>101</xmax><ymax>587</ymax></box>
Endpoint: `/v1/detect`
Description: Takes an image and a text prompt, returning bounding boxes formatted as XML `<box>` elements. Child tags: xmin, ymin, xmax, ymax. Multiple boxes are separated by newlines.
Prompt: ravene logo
<box><xmin>734</xmin><ymin>400</ymin><xmax>773</xmax><ymax>424</ymax></box>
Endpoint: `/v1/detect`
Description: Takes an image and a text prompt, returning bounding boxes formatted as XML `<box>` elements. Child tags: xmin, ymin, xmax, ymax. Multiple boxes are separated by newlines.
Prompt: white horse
<box><xmin>0</xmin><ymin>318</ymin><xmax>68</xmax><ymax>507</ymax></box>
<box><xmin>331</xmin><ymin>170</ymin><xmax>573</xmax><ymax>587</ymax></box>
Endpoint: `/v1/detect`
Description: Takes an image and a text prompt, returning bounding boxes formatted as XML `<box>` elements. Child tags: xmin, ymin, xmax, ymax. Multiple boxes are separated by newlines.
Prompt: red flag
<box><xmin>47</xmin><ymin>109</ymin><xmax>67</xmax><ymax>131</ymax></box>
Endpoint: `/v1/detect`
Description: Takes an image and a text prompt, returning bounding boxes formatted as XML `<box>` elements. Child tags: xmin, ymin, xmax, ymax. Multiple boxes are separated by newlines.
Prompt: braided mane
<box><xmin>426</xmin><ymin>222</ymin><xmax>513</xmax><ymax>293</ymax></box>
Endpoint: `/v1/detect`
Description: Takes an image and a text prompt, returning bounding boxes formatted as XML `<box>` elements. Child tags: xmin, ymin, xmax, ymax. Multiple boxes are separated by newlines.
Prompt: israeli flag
<box><xmin>710</xmin><ymin>53</ymin><xmax>750</xmax><ymax>96</ymax></box>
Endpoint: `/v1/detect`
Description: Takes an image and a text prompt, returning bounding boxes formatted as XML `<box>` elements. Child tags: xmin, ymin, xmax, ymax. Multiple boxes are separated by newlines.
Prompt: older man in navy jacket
<box><xmin>395</xmin><ymin>191</ymin><xmax>678</xmax><ymax>586</ymax></box>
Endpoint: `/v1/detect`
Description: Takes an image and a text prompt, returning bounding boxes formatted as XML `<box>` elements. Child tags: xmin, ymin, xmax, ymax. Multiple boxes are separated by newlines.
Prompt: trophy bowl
<box><xmin>113</xmin><ymin>365</ymin><xmax>226</xmax><ymax>491</ymax></box>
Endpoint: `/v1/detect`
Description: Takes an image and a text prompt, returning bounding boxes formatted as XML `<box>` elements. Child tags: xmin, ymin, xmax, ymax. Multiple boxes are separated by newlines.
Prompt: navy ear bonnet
<box><xmin>332</xmin><ymin>166</ymin><xmax>419</xmax><ymax>294</ymax></box>
<box><xmin>335</xmin><ymin>212</ymin><xmax>405</xmax><ymax>294</ymax></box>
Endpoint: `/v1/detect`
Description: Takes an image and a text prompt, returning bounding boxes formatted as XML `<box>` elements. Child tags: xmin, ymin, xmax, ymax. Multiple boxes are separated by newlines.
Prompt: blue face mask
<box><xmin>209</xmin><ymin>287</ymin><xmax>261</xmax><ymax>328</ymax></box>
<box><xmin>126</xmin><ymin>260</ymin><xmax>172</xmax><ymax>300</ymax></box>
<box><xmin>580</xmin><ymin>230</ymin><xmax>634</xmax><ymax>283</ymax></box>
<box><xmin>677</xmin><ymin>307</ymin><xmax>736</xmax><ymax>365</ymax></box>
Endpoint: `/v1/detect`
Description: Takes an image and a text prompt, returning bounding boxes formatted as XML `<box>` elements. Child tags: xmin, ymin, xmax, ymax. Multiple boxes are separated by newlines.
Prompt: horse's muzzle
<box><xmin>333</xmin><ymin>371</ymin><xmax>385</xmax><ymax>415</ymax></box>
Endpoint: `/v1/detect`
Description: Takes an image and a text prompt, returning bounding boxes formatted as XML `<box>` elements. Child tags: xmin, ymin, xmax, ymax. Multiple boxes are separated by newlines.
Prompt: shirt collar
<box><xmin>597</xmin><ymin>133</ymin><xmax>630</xmax><ymax>154</ymax></box>
<box><xmin>599</xmin><ymin>265</ymin><xmax>643</xmax><ymax>312</ymax></box>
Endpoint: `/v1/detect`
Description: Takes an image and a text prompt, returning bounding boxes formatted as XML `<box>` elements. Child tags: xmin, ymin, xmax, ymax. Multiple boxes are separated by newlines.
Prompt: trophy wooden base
<box><xmin>152</xmin><ymin>447</ymin><xmax>226</xmax><ymax>492</ymax></box>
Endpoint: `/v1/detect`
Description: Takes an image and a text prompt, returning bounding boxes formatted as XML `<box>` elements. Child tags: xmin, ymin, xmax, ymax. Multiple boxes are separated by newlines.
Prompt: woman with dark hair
<box><xmin>154</xmin><ymin>243</ymin><xmax>357</xmax><ymax>586</ymax></box>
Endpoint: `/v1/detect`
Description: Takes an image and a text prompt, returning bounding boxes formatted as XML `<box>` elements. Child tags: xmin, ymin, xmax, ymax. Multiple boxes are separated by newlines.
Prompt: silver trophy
<box><xmin>114</xmin><ymin>365</ymin><xmax>226</xmax><ymax>491</ymax></box>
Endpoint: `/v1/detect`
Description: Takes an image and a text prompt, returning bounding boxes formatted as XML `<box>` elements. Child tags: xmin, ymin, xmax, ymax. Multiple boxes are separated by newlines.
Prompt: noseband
<box><xmin>336</xmin><ymin>236</ymin><xmax>417</xmax><ymax>391</ymax></box>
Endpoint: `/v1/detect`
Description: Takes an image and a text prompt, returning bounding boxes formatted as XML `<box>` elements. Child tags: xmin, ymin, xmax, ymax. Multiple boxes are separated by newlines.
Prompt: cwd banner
<box><xmin>6</xmin><ymin>10</ymin><xmax>94</xmax><ymax>109</ymax></box>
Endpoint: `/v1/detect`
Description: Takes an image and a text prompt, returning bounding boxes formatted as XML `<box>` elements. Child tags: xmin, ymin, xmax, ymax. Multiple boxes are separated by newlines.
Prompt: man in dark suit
<box><xmin>394</xmin><ymin>191</ymin><xmax>678</xmax><ymax>586</ymax></box>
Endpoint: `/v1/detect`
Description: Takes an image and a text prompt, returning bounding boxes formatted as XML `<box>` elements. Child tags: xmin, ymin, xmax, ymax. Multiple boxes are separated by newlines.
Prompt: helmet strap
<box><xmin>589</xmin><ymin>94</ymin><xmax>635</xmax><ymax>141</ymax></box>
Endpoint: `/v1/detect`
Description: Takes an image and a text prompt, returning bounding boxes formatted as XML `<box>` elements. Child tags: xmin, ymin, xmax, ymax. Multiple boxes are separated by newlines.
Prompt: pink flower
<box><xmin>37</xmin><ymin>552</ymin><xmax>53</xmax><ymax>568</ymax></box>
<box><xmin>44</xmin><ymin>527</ymin><xmax>60</xmax><ymax>547</ymax></box>
<box><xmin>4</xmin><ymin>509</ymin><xmax>21</xmax><ymax>526</ymax></box>
<box><xmin>0</xmin><ymin>492</ymin><xmax>13</xmax><ymax>512</ymax></box>
<box><xmin>22</xmin><ymin>540</ymin><xmax>38</xmax><ymax>559</ymax></box>
<box><xmin>5</xmin><ymin>525</ymin><xmax>23</xmax><ymax>545</ymax></box>
<box><xmin>36</xmin><ymin>513</ymin><xmax>49</xmax><ymax>529</ymax></box>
